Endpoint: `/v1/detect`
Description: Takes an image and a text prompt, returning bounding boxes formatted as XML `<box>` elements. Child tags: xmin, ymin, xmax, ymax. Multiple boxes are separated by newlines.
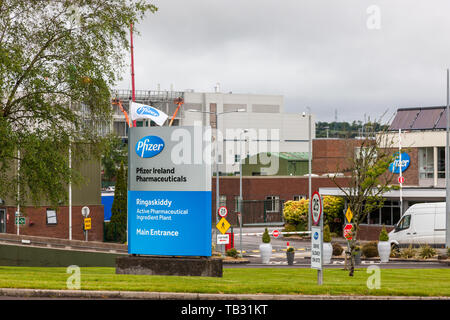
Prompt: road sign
<box><xmin>345</xmin><ymin>207</ymin><xmax>353</xmax><ymax>223</ymax></box>
<box><xmin>311</xmin><ymin>226</ymin><xmax>322</xmax><ymax>270</ymax></box>
<box><xmin>398</xmin><ymin>176</ymin><xmax>405</xmax><ymax>184</ymax></box>
<box><xmin>81</xmin><ymin>206</ymin><xmax>90</xmax><ymax>218</ymax></box>
<box><xmin>216</xmin><ymin>217</ymin><xmax>231</xmax><ymax>235</ymax></box>
<box><xmin>216</xmin><ymin>234</ymin><xmax>230</xmax><ymax>245</ymax></box>
<box><xmin>15</xmin><ymin>216</ymin><xmax>25</xmax><ymax>225</ymax></box>
<box><xmin>272</xmin><ymin>229</ymin><xmax>280</xmax><ymax>238</ymax></box>
<box><xmin>84</xmin><ymin>218</ymin><xmax>92</xmax><ymax>230</ymax></box>
<box><xmin>310</xmin><ymin>191</ymin><xmax>322</xmax><ymax>226</ymax></box>
<box><xmin>218</xmin><ymin>206</ymin><xmax>228</xmax><ymax>218</ymax></box>
<box><xmin>344</xmin><ymin>223</ymin><xmax>353</xmax><ymax>240</ymax></box>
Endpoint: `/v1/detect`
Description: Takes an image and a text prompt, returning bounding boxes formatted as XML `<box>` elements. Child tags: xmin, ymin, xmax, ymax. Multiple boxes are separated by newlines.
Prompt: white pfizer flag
<box><xmin>130</xmin><ymin>101</ymin><xmax>169</xmax><ymax>126</ymax></box>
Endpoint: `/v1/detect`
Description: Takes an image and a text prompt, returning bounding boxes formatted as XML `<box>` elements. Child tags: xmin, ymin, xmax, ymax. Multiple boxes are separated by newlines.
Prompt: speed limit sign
<box><xmin>218</xmin><ymin>206</ymin><xmax>228</xmax><ymax>218</ymax></box>
<box><xmin>310</xmin><ymin>191</ymin><xmax>322</xmax><ymax>226</ymax></box>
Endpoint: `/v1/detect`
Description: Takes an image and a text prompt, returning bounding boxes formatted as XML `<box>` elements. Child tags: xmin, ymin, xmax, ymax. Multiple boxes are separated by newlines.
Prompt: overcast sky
<box><xmin>117</xmin><ymin>0</ymin><xmax>450</xmax><ymax>123</ymax></box>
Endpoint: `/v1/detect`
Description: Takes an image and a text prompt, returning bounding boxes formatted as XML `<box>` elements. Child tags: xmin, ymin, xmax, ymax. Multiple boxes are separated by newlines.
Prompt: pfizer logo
<box><xmin>135</xmin><ymin>136</ymin><xmax>165</xmax><ymax>158</ymax></box>
<box><xmin>313</xmin><ymin>232</ymin><xmax>319</xmax><ymax>240</ymax></box>
<box><xmin>389</xmin><ymin>152</ymin><xmax>410</xmax><ymax>174</ymax></box>
<box><xmin>136</xmin><ymin>106</ymin><xmax>160</xmax><ymax>117</ymax></box>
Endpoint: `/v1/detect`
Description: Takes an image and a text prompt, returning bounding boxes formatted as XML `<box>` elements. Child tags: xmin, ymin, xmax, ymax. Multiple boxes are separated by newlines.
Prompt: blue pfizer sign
<box><xmin>135</xmin><ymin>135</ymin><xmax>165</xmax><ymax>158</ymax></box>
<box><xmin>389</xmin><ymin>152</ymin><xmax>410</xmax><ymax>174</ymax></box>
<box><xmin>128</xmin><ymin>126</ymin><xmax>212</xmax><ymax>257</ymax></box>
<box><xmin>137</xmin><ymin>105</ymin><xmax>160</xmax><ymax>117</ymax></box>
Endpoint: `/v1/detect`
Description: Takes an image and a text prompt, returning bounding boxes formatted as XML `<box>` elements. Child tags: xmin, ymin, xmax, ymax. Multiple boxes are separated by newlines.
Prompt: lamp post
<box><xmin>302</xmin><ymin>108</ymin><xmax>312</xmax><ymax>231</ymax></box>
<box><xmin>446</xmin><ymin>69</ymin><xmax>450</xmax><ymax>249</ymax></box>
<box><xmin>186</xmin><ymin>108</ymin><xmax>246</xmax><ymax>253</ymax></box>
<box><xmin>239</xmin><ymin>129</ymin><xmax>249</xmax><ymax>258</ymax></box>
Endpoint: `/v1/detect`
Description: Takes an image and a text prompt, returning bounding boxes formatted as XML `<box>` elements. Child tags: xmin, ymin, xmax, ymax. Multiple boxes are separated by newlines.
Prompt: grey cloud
<box><xmin>117</xmin><ymin>0</ymin><xmax>450</xmax><ymax>122</ymax></box>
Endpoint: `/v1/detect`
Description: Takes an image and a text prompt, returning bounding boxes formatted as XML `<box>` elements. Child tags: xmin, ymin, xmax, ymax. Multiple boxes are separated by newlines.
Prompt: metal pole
<box><xmin>308</xmin><ymin>107</ymin><xmax>312</xmax><ymax>231</ymax></box>
<box><xmin>17</xmin><ymin>149</ymin><xmax>20</xmax><ymax>236</ymax></box>
<box><xmin>239</xmin><ymin>131</ymin><xmax>246</xmax><ymax>258</ymax></box>
<box><xmin>69</xmin><ymin>141</ymin><xmax>72</xmax><ymax>240</ymax></box>
<box><xmin>215</xmin><ymin>112</ymin><xmax>222</xmax><ymax>254</ymax></box>
<box><xmin>446</xmin><ymin>69</ymin><xmax>450</xmax><ymax>248</ymax></box>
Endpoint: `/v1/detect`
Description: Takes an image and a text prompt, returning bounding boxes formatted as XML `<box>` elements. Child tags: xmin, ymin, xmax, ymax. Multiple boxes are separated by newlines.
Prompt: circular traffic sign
<box><xmin>310</xmin><ymin>191</ymin><xmax>322</xmax><ymax>226</ymax></box>
<box><xmin>218</xmin><ymin>206</ymin><xmax>228</xmax><ymax>218</ymax></box>
<box><xmin>272</xmin><ymin>229</ymin><xmax>280</xmax><ymax>238</ymax></box>
<box><xmin>398</xmin><ymin>176</ymin><xmax>405</xmax><ymax>184</ymax></box>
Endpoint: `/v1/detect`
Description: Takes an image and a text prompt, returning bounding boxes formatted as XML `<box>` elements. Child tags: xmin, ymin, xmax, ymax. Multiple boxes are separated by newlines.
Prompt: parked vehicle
<box><xmin>389</xmin><ymin>202</ymin><xmax>446</xmax><ymax>248</ymax></box>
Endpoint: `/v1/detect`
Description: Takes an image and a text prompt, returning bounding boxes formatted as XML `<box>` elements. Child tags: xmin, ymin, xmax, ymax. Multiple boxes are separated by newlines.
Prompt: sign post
<box><xmin>82</xmin><ymin>206</ymin><xmax>90</xmax><ymax>241</ymax></box>
<box><xmin>310</xmin><ymin>191</ymin><xmax>323</xmax><ymax>285</ymax></box>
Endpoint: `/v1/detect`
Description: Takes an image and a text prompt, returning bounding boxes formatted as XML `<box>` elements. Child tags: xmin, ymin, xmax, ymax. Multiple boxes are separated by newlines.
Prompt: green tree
<box><xmin>107</xmin><ymin>161</ymin><xmax>127</xmax><ymax>242</ymax></box>
<box><xmin>331</xmin><ymin>122</ymin><xmax>396</xmax><ymax>276</ymax></box>
<box><xmin>0</xmin><ymin>0</ymin><xmax>156</xmax><ymax>207</ymax></box>
<box><xmin>101</xmin><ymin>134</ymin><xmax>127</xmax><ymax>186</ymax></box>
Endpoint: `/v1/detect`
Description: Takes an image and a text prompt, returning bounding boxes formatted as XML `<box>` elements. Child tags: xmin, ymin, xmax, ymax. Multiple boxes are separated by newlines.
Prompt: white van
<box><xmin>389</xmin><ymin>202</ymin><xmax>446</xmax><ymax>248</ymax></box>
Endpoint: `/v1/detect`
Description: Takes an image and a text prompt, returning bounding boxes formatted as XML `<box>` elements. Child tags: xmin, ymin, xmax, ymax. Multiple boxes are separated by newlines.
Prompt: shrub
<box><xmin>448</xmin><ymin>247</ymin><xmax>450</xmax><ymax>257</ymax></box>
<box><xmin>283</xmin><ymin>196</ymin><xmax>344</xmax><ymax>234</ymax></box>
<box><xmin>400</xmin><ymin>245</ymin><xmax>416</xmax><ymax>259</ymax></box>
<box><xmin>332</xmin><ymin>242</ymin><xmax>344</xmax><ymax>256</ymax></box>
<box><xmin>295</xmin><ymin>222</ymin><xmax>307</xmax><ymax>232</ymax></box>
<box><xmin>262</xmin><ymin>228</ymin><xmax>271</xmax><ymax>243</ymax></box>
<box><xmin>323</xmin><ymin>225</ymin><xmax>332</xmax><ymax>243</ymax></box>
<box><xmin>226</xmin><ymin>248</ymin><xmax>238</xmax><ymax>258</ymax></box>
<box><xmin>287</xmin><ymin>246</ymin><xmax>295</xmax><ymax>253</ymax></box>
<box><xmin>283</xmin><ymin>200</ymin><xmax>308</xmax><ymax>225</ymax></box>
<box><xmin>379</xmin><ymin>225</ymin><xmax>389</xmax><ymax>241</ymax></box>
<box><xmin>362</xmin><ymin>241</ymin><xmax>378</xmax><ymax>258</ymax></box>
<box><xmin>282</xmin><ymin>224</ymin><xmax>296</xmax><ymax>237</ymax></box>
<box><xmin>418</xmin><ymin>244</ymin><xmax>436</xmax><ymax>259</ymax></box>
<box><xmin>352</xmin><ymin>245</ymin><xmax>361</xmax><ymax>256</ymax></box>
<box><xmin>390</xmin><ymin>245</ymin><xmax>400</xmax><ymax>258</ymax></box>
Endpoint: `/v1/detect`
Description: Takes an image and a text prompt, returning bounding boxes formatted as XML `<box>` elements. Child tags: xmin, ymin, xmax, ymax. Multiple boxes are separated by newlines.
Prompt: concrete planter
<box><xmin>323</xmin><ymin>242</ymin><xmax>333</xmax><ymax>264</ymax></box>
<box><xmin>259</xmin><ymin>243</ymin><xmax>272</xmax><ymax>264</ymax></box>
<box><xmin>378</xmin><ymin>241</ymin><xmax>391</xmax><ymax>263</ymax></box>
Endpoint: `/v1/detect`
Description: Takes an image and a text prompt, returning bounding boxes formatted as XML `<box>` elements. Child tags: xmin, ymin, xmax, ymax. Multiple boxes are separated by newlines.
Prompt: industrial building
<box><xmin>110</xmin><ymin>88</ymin><xmax>315</xmax><ymax>175</ymax></box>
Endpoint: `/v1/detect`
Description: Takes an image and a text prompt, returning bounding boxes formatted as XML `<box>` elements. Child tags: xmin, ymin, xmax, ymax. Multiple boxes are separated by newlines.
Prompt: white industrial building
<box><xmin>110</xmin><ymin>89</ymin><xmax>315</xmax><ymax>175</ymax></box>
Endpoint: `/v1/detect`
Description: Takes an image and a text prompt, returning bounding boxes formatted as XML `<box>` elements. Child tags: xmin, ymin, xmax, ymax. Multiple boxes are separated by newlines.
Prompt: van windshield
<box><xmin>396</xmin><ymin>215</ymin><xmax>411</xmax><ymax>232</ymax></box>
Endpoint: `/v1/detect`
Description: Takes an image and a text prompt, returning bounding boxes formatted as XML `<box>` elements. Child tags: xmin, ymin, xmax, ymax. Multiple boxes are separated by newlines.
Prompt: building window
<box><xmin>419</xmin><ymin>147</ymin><xmax>434</xmax><ymax>179</ymax></box>
<box><xmin>265</xmin><ymin>196</ymin><xmax>280</xmax><ymax>212</ymax></box>
<box><xmin>438</xmin><ymin>147</ymin><xmax>445</xmax><ymax>178</ymax></box>
<box><xmin>46</xmin><ymin>209</ymin><xmax>57</xmax><ymax>225</ymax></box>
<box><xmin>293</xmin><ymin>195</ymin><xmax>306</xmax><ymax>201</ymax></box>
<box><xmin>364</xmin><ymin>201</ymin><xmax>400</xmax><ymax>226</ymax></box>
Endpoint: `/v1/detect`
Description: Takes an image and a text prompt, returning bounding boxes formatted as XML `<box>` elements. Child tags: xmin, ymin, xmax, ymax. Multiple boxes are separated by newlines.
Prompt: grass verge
<box><xmin>0</xmin><ymin>267</ymin><xmax>448</xmax><ymax>296</ymax></box>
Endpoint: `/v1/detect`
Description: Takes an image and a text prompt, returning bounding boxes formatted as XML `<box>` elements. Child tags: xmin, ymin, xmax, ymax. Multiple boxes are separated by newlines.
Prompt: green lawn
<box><xmin>0</xmin><ymin>266</ymin><xmax>448</xmax><ymax>297</ymax></box>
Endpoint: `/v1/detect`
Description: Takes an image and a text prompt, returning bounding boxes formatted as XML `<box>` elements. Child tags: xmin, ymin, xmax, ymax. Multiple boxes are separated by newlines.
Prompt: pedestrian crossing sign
<box><xmin>216</xmin><ymin>217</ymin><xmax>230</xmax><ymax>235</ymax></box>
